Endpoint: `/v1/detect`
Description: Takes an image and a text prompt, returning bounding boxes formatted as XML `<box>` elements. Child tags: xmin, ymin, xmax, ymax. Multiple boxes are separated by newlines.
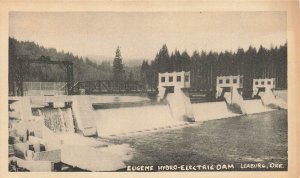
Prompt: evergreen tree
<box><xmin>169</xmin><ymin>52</ymin><xmax>176</xmax><ymax>72</ymax></box>
<box><xmin>113</xmin><ymin>46</ymin><xmax>125</xmax><ymax>82</ymax></box>
<box><xmin>174</xmin><ymin>50</ymin><xmax>182</xmax><ymax>72</ymax></box>
<box><xmin>141</xmin><ymin>60</ymin><xmax>148</xmax><ymax>86</ymax></box>
<box><xmin>190</xmin><ymin>50</ymin><xmax>201</xmax><ymax>89</ymax></box>
<box><xmin>128</xmin><ymin>70</ymin><xmax>134</xmax><ymax>82</ymax></box>
<box><xmin>147</xmin><ymin>43</ymin><xmax>287</xmax><ymax>94</ymax></box>
<box><xmin>181</xmin><ymin>50</ymin><xmax>191</xmax><ymax>71</ymax></box>
<box><xmin>9</xmin><ymin>36</ymin><xmax>288</xmax><ymax>96</ymax></box>
<box><xmin>154</xmin><ymin>44</ymin><xmax>170</xmax><ymax>72</ymax></box>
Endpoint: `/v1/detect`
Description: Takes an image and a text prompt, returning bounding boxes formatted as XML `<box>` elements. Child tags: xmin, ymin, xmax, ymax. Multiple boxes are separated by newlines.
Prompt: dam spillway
<box><xmin>192</xmin><ymin>101</ymin><xmax>239</xmax><ymax>122</ymax></box>
<box><xmin>8</xmin><ymin>88</ymin><xmax>287</xmax><ymax>171</ymax></box>
<box><xmin>71</xmin><ymin>95</ymin><xmax>98</xmax><ymax>136</ymax></box>
<box><xmin>13</xmin><ymin>73</ymin><xmax>285</xmax><ymax>138</ymax></box>
<box><xmin>9</xmin><ymin>73</ymin><xmax>287</xmax><ymax>150</ymax></box>
<box><xmin>9</xmin><ymin>88</ymin><xmax>287</xmax><ymax>139</ymax></box>
<box><xmin>40</xmin><ymin>108</ymin><xmax>74</xmax><ymax>133</ymax></box>
<box><xmin>44</xmin><ymin>93</ymin><xmax>284</xmax><ymax>137</ymax></box>
<box><xmin>95</xmin><ymin>104</ymin><xmax>179</xmax><ymax>137</ymax></box>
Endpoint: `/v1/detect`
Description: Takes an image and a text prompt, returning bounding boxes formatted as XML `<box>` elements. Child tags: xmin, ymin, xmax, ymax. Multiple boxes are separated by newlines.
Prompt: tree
<box><xmin>181</xmin><ymin>50</ymin><xmax>191</xmax><ymax>71</ymax></box>
<box><xmin>128</xmin><ymin>70</ymin><xmax>134</xmax><ymax>82</ymax></box>
<box><xmin>174</xmin><ymin>50</ymin><xmax>182</xmax><ymax>71</ymax></box>
<box><xmin>190</xmin><ymin>50</ymin><xmax>201</xmax><ymax>89</ymax></box>
<box><xmin>153</xmin><ymin>44</ymin><xmax>170</xmax><ymax>72</ymax></box>
<box><xmin>141</xmin><ymin>60</ymin><xmax>148</xmax><ymax>84</ymax></box>
<box><xmin>8</xmin><ymin>37</ymin><xmax>116</xmax><ymax>86</ymax></box>
<box><xmin>113</xmin><ymin>46</ymin><xmax>125</xmax><ymax>82</ymax></box>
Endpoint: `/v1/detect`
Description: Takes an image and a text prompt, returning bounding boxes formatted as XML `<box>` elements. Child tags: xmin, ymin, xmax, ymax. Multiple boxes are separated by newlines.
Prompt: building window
<box><xmin>233</xmin><ymin>79</ymin><xmax>237</xmax><ymax>84</ymax></box>
<box><xmin>255</xmin><ymin>81</ymin><xmax>258</xmax><ymax>85</ymax></box>
<box><xmin>219</xmin><ymin>79</ymin><xmax>223</xmax><ymax>84</ymax></box>
<box><xmin>177</xmin><ymin>76</ymin><xmax>181</xmax><ymax>82</ymax></box>
<box><xmin>161</xmin><ymin>77</ymin><xmax>165</xmax><ymax>82</ymax></box>
<box><xmin>267</xmin><ymin>81</ymin><xmax>271</xmax><ymax>85</ymax></box>
<box><xmin>261</xmin><ymin>81</ymin><xmax>265</xmax><ymax>85</ymax></box>
<box><xmin>169</xmin><ymin>76</ymin><xmax>173</xmax><ymax>82</ymax></box>
<box><xmin>185</xmin><ymin>75</ymin><xmax>189</xmax><ymax>82</ymax></box>
<box><xmin>240</xmin><ymin>78</ymin><xmax>243</xmax><ymax>84</ymax></box>
<box><xmin>226</xmin><ymin>79</ymin><xmax>230</xmax><ymax>84</ymax></box>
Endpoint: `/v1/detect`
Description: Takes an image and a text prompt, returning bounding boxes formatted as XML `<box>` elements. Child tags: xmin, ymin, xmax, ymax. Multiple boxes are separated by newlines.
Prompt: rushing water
<box><xmin>107</xmin><ymin>110</ymin><xmax>287</xmax><ymax>170</ymax></box>
<box><xmin>37</xmin><ymin>108</ymin><xmax>75</xmax><ymax>133</ymax></box>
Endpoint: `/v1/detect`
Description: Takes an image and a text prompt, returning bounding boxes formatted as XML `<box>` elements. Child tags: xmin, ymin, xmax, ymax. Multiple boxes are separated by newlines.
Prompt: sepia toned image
<box><xmin>7</xmin><ymin>11</ymin><xmax>288</xmax><ymax>172</ymax></box>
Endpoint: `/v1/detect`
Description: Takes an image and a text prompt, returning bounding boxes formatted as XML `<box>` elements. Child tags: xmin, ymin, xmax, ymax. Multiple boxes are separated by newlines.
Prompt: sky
<box><xmin>9</xmin><ymin>12</ymin><xmax>287</xmax><ymax>61</ymax></box>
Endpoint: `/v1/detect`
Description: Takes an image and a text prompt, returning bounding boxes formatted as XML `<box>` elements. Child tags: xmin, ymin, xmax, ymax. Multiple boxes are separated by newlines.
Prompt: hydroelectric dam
<box><xmin>8</xmin><ymin>71</ymin><xmax>287</xmax><ymax>171</ymax></box>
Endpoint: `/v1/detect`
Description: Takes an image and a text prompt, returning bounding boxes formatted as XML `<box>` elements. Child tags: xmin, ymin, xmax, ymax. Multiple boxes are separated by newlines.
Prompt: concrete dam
<box><xmin>10</xmin><ymin>72</ymin><xmax>287</xmax><ymax>138</ymax></box>
<box><xmin>8</xmin><ymin>72</ymin><xmax>287</xmax><ymax>171</ymax></box>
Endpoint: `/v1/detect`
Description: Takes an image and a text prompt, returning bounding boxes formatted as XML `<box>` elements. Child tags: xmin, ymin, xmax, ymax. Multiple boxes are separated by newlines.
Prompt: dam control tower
<box><xmin>158</xmin><ymin>71</ymin><xmax>190</xmax><ymax>100</ymax></box>
<box><xmin>252</xmin><ymin>78</ymin><xmax>275</xmax><ymax>97</ymax></box>
<box><xmin>251</xmin><ymin>78</ymin><xmax>286</xmax><ymax>109</ymax></box>
<box><xmin>157</xmin><ymin>71</ymin><xmax>194</xmax><ymax>121</ymax></box>
<box><xmin>216</xmin><ymin>75</ymin><xmax>243</xmax><ymax>101</ymax></box>
<box><xmin>215</xmin><ymin>75</ymin><xmax>246</xmax><ymax>114</ymax></box>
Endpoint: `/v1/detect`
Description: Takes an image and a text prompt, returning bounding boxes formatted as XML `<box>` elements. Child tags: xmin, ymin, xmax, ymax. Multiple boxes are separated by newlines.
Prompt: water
<box><xmin>95</xmin><ymin>105</ymin><xmax>181</xmax><ymax>137</ymax></box>
<box><xmin>90</xmin><ymin>95</ymin><xmax>150</xmax><ymax>104</ymax></box>
<box><xmin>39</xmin><ymin>108</ymin><xmax>74</xmax><ymax>133</ymax></box>
<box><xmin>107</xmin><ymin>110</ymin><xmax>287</xmax><ymax>169</ymax></box>
<box><xmin>243</xmin><ymin>99</ymin><xmax>273</xmax><ymax>114</ymax></box>
<box><xmin>192</xmin><ymin>101</ymin><xmax>239</xmax><ymax>121</ymax></box>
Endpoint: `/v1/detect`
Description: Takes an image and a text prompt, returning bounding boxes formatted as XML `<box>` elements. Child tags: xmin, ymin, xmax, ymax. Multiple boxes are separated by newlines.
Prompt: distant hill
<box><xmin>9</xmin><ymin>37</ymin><xmax>142</xmax><ymax>83</ymax></box>
<box><xmin>86</xmin><ymin>55</ymin><xmax>145</xmax><ymax>67</ymax></box>
<box><xmin>85</xmin><ymin>55</ymin><xmax>113</xmax><ymax>64</ymax></box>
<box><xmin>125</xmin><ymin>59</ymin><xmax>144</xmax><ymax>67</ymax></box>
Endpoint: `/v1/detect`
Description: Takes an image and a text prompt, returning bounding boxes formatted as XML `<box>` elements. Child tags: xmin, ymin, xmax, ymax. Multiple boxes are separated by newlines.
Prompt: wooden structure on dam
<box><xmin>9</xmin><ymin>55</ymin><xmax>148</xmax><ymax>96</ymax></box>
<box><xmin>9</xmin><ymin>56</ymin><xmax>74</xmax><ymax>96</ymax></box>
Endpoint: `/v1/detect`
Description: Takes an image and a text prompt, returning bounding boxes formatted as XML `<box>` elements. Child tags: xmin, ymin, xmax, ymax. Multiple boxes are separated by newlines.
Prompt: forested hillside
<box><xmin>9</xmin><ymin>37</ymin><xmax>287</xmax><ymax>97</ymax></box>
<box><xmin>141</xmin><ymin>43</ymin><xmax>287</xmax><ymax>96</ymax></box>
<box><xmin>8</xmin><ymin>37</ymin><xmax>140</xmax><ymax>83</ymax></box>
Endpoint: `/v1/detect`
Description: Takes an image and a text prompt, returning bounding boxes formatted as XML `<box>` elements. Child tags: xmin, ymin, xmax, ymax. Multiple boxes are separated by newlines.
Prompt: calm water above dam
<box><xmin>107</xmin><ymin>110</ymin><xmax>287</xmax><ymax>170</ymax></box>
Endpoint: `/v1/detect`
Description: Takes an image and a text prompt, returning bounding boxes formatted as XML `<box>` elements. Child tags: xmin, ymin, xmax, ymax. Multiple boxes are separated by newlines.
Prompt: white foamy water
<box><xmin>259</xmin><ymin>90</ymin><xmax>287</xmax><ymax>109</ymax></box>
<box><xmin>72</xmin><ymin>95</ymin><xmax>97</xmax><ymax>136</ymax></box>
<box><xmin>61</xmin><ymin>144</ymin><xmax>132</xmax><ymax>171</ymax></box>
<box><xmin>275</xmin><ymin>97</ymin><xmax>287</xmax><ymax>109</ymax></box>
<box><xmin>222</xmin><ymin>89</ymin><xmax>278</xmax><ymax>114</ymax></box>
<box><xmin>243</xmin><ymin>99</ymin><xmax>273</xmax><ymax>114</ymax></box>
<box><xmin>95</xmin><ymin>105</ymin><xmax>183</xmax><ymax>137</ymax></box>
<box><xmin>259</xmin><ymin>90</ymin><xmax>277</xmax><ymax>106</ymax></box>
<box><xmin>166</xmin><ymin>91</ymin><xmax>194</xmax><ymax>121</ymax></box>
<box><xmin>223</xmin><ymin>90</ymin><xmax>247</xmax><ymax>114</ymax></box>
<box><xmin>42</xmin><ymin>125</ymin><xmax>133</xmax><ymax>171</ymax></box>
<box><xmin>192</xmin><ymin>101</ymin><xmax>240</xmax><ymax>121</ymax></box>
<box><xmin>40</xmin><ymin>108</ymin><xmax>74</xmax><ymax>133</ymax></box>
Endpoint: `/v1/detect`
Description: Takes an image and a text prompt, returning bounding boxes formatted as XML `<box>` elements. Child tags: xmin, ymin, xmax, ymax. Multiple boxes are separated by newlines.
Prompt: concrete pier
<box><xmin>71</xmin><ymin>95</ymin><xmax>97</xmax><ymax>136</ymax></box>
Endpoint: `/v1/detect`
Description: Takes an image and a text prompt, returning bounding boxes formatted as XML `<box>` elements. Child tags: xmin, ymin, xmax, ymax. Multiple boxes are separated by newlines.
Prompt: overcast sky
<box><xmin>9</xmin><ymin>12</ymin><xmax>286</xmax><ymax>61</ymax></box>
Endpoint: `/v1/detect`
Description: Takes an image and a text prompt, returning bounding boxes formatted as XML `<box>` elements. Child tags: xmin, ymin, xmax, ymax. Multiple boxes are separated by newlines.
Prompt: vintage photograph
<box><xmin>8</xmin><ymin>11</ymin><xmax>287</xmax><ymax>172</ymax></box>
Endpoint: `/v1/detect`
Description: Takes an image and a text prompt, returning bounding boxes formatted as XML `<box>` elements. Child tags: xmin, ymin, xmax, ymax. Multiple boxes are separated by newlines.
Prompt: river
<box><xmin>107</xmin><ymin>110</ymin><xmax>287</xmax><ymax>171</ymax></box>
